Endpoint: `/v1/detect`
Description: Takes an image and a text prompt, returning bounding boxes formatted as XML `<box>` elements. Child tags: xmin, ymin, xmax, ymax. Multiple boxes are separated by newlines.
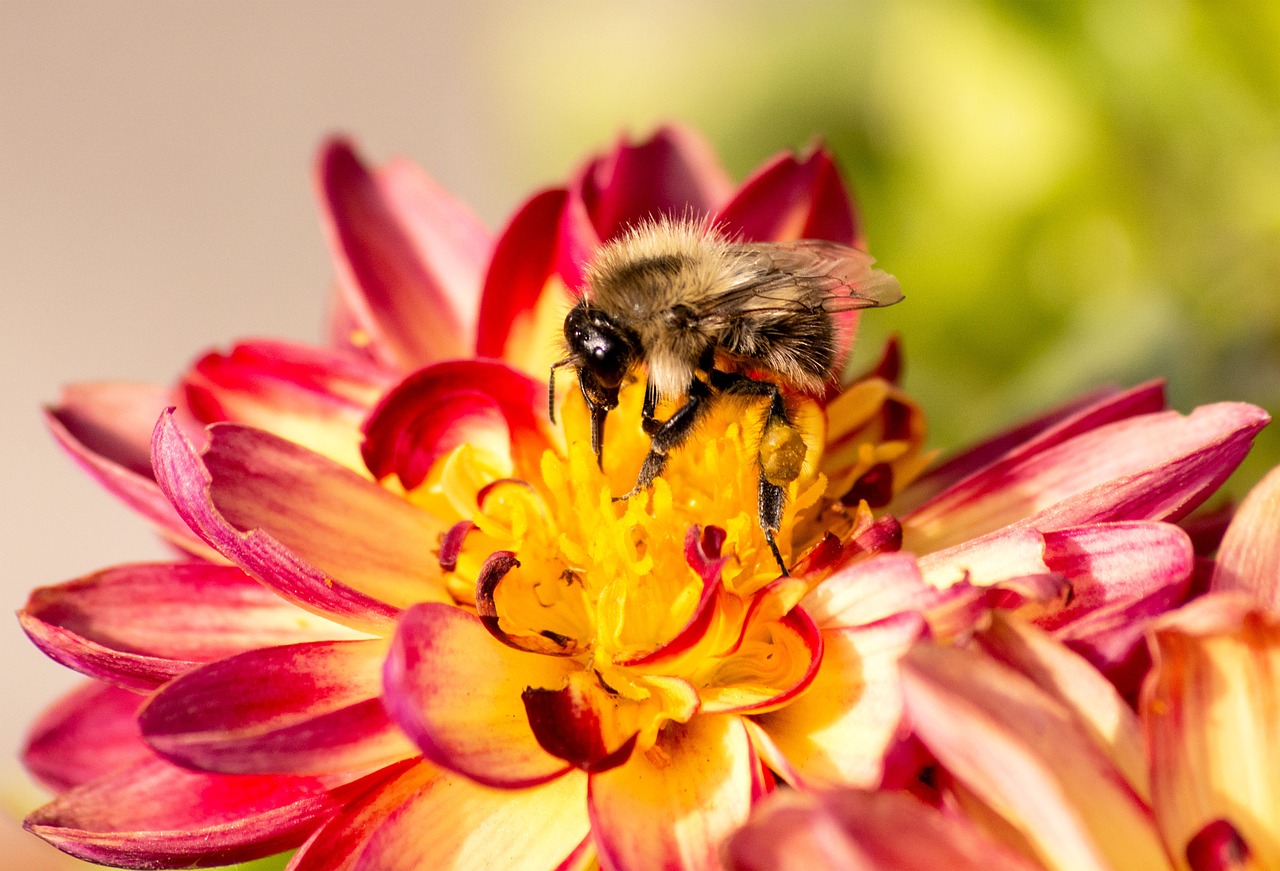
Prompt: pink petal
<box><xmin>898</xmin><ymin>382</ymin><xmax>1166</xmax><ymax>511</ymax></box>
<box><xmin>315</xmin><ymin>139</ymin><xmax>489</xmax><ymax>370</ymax></box>
<box><xmin>905</xmin><ymin>402</ymin><xmax>1270</xmax><ymax>552</ymax></box>
<box><xmin>475</xmin><ymin>188</ymin><xmax>570</xmax><ymax>362</ymax></box>
<box><xmin>716</xmin><ymin>145</ymin><xmax>859</xmax><ymax>246</ymax></box>
<box><xmin>50</xmin><ymin>381</ymin><xmax>175</xmax><ymax>477</ymax></box>
<box><xmin>362</xmin><ymin>360</ymin><xmax>554</xmax><ymax>491</ymax></box>
<box><xmin>725</xmin><ymin>788</ymin><xmax>1043</xmax><ymax>871</ymax></box>
<box><xmin>23</xmin><ymin>682</ymin><xmax>150</xmax><ymax>793</ymax></box>
<box><xmin>182</xmin><ymin>340</ymin><xmax>395</xmax><ymax>472</ymax></box>
<box><xmin>1212</xmin><ymin>463</ymin><xmax>1280</xmax><ymax>608</ymax></box>
<box><xmin>902</xmin><ymin>640</ymin><xmax>1168</xmax><ymax>871</ymax></box>
<box><xmin>24</xmin><ymin>754</ymin><xmax>383</xmax><ymax>869</ymax></box>
<box><xmin>140</xmin><ymin>639</ymin><xmax>418</xmax><ymax>776</ymax></box>
<box><xmin>753</xmin><ymin>613</ymin><xmax>923</xmax><ymax>788</ymax></box>
<box><xmin>802</xmin><ymin>553</ymin><xmax>933</xmax><ymax>629</ymax></box>
<box><xmin>383</xmin><ymin>602</ymin><xmax>576</xmax><ymax>788</ymax></box>
<box><xmin>151</xmin><ymin>411</ymin><xmax>405</xmax><ymax>633</ymax></box>
<box><xmin>45</xmin><ymin>403</ymin><xmax>213</xmax><ymax>559</ymax></box>
<box><xmin>589</xmin><ymin>714</ymin><xmax>764</xmax><ymax>871</ymax></box>
<box><xmin>20</xmin><ymin>562</ymin><xmax>364</xmax><ymax>689</ymax></box>
<box><xmin>290</xmin><ymin>761</ymin><xmax>590</xmax><ymax>871</ymax></box>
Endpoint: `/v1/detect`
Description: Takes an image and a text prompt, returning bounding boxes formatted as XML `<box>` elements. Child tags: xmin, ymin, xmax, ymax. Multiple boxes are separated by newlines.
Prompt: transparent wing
<box><xmin>693</xmin><ymin>239</ymin><xmax>903</xmax><ymax>323</ymax></box>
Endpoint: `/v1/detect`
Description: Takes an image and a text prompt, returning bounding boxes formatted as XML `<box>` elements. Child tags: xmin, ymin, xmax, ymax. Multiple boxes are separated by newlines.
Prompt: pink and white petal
<box><xmin>903</xmin><ymin>641</ymin><xmax>1167</xmax><ymax>871</ymax></box>
<box><xmin>801</xmin><ymin>553</ymin><xmax>932</xmax><ymax>630</ymax></box>
<box><xmin>361</xmin><ymin>360</ymin><xmax>555</xmax><ymax>491</ymax></box>
<box><xmin>140</xmin><ymin>639</ymin><xmax>418</xmax><ymax>777</ymax></box>
<box><xmin>20</xmin><ymin>562</ymin><xmax>366</xmax><ymax>689</ymax></box>
<box><xmin>301</xmin><ymin>763</ymin><xmax>591</xmax><ymax>871</ymax></box>
<box><xmin>476</xmin><ymin>188</ymin><xmax>572</xmax><ymax>372</ymax></box>
<box><xmin>183</xmin><ymin>340</ymin><xmax>395</xmax><ymax>473</ymax></box>
<box><xmin>23</xmin><ymin>682</ymin><xmax>150</xmax><ymax>793</ymax></box>
<box><xmin>897</xmin><ymin>382</ymin><xmax>1165</xmax><ymax>512</ymax></box>
<box><xmin>905</xmin><ymin>402</ymin><xmax>1270</xmax><ymax>552</ymax></box>
<box><xmin>24</xmin><ymin>754</ymin><xmax>379</xmax><ymax>869</ymax></box>
<box><xmin>50</xmin><ymin>382</ymin><xmax>177</xmax><ymax>477</ymax></box>
<box><xmin>716</xmin><ymin>146</ymin><xmax>859</xmax><ymax>246</ymax></box>
<box><xmin>589</xmin><ymin>714</ymin><xmax>763</xmax><ymax>871</ymax></box>
<box><xmin>975</xmin><ymin>615</ymin><xmax>1148</xmax><ymax>802</ymax></box>
<box><xmin>45</xmin><ymin>404</ymin><xmax>214</xmax><ymax>559</ymax></box>
<box><xmin>725</xmin><ymin>788</ymin><xmax>1044</xmax><ymax>871</ymax></box>
<box><xmin>151</xmin><ymin>412</ymin><xmax>420</xmax><ymax>632</ymax></box>
<box><xmin>1211</xmin><ymin>464</ymin><xmax>1280</xmax><ymax>609</ymax></box>
<box><xmin>917</xmin><ymin>527</ymin><xmax>1049</xmax><ymax>590</ymax></box>
<box><xmin>753</xmin><ymin>613</ymin><xmax>923</xmax><ymax>789</ymax></box>
<box><xmin>575</xmin><ymin>125</ymin><xmax>733</xmax><ymax>245</ymax></box>
<box><xmin>316</xmin><ymin>139</ymin><xmax>488</xmax><ymax>370</ymax></box>
<box><xmin>383</xmin><ymin>602</ymin><xmax>576</xmax><ymax>788</ymax></box>
<box><xmin>1142</xmin><ymin>595</ymin><xmax>1280</xmax><ymax>870</ymax></box>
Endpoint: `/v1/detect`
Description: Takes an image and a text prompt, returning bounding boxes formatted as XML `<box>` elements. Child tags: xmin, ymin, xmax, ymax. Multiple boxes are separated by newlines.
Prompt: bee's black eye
<box><xmin>565</xmin><ymin>304</ymin><xmax>636</xmax><ymax>389</ymax></box>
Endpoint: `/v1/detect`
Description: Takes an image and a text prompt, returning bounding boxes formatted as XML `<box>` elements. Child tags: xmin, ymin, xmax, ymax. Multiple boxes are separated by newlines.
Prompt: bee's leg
<box><xmin>709</xmin><ymin>372</ymin><xmax>800</xmax><ymax>575</ymax></box>
<box><xmin>616</xmin><ymin>376</ymin><xmax>713</xmax><ymax>501</ymax></box>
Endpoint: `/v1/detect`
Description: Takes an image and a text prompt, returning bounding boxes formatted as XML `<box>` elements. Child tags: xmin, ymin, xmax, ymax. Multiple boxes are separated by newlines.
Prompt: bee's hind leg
<box><xmin>616</xmin><ymin>376</ymin><xmax>713</xmax><ymax>502</ymax></box>
<box><xmin>710</xmin><ymin>372</ymin><xmax>802</xmax><ymax>576</ymax></box>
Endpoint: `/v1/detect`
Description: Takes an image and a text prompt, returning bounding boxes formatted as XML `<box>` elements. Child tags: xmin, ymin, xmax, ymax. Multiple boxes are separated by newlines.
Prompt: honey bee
<box><xmin>549</xmin><ymin>218</ymin><xmax>902</xmax><ymax>572</ymax></box>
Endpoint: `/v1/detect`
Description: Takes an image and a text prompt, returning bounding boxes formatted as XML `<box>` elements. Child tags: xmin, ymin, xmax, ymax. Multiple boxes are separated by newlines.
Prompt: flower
<box><xmin>21</xmin><ymin>127</ymin><xmax>927</xmax><ymax>870</ymax></box>
<box><xmin>726</xmin><ymin>463</ymin><xmax>1280</xmax><ymax>871</ymax></box>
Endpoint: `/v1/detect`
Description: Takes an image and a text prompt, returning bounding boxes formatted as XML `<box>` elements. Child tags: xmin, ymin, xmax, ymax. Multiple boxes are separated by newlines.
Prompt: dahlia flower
<box><xmin>727</xmin><ymin>463</ymin><xmax>1280</xmax><ymax>871</ymax></box>
<box><xmin>19</xmin><ymin>123</ymin><xmax>1271</xmax><ymax>871</ymax></box>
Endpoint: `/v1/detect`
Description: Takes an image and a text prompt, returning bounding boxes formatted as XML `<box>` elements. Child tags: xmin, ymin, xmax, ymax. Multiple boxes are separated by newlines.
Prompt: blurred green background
<box><xmin>494</xmin><ymin>0</ymin><xmax>1280</xmax><ymax>489</ymax></box>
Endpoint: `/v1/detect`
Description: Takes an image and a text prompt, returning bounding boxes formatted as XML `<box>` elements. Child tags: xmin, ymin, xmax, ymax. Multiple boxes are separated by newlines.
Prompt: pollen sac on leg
<box><xmin>759</xmin><ymin>416</ymin><xmax>808</xmax><ymax>487</ymax></box>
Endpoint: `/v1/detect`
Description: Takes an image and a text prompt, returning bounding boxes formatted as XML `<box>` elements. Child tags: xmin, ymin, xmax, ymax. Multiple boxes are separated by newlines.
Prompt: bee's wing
<box><xmin>705</xmin><ymin>239</ymin><xmax>903</xmax><ymax>319</ymax></box>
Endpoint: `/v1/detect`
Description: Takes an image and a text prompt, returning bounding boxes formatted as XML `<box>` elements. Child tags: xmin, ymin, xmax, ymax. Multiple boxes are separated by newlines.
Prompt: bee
<box><xmin>549</xmin><ymin>218</ymin><xmax>902</xmax><ymax>573</ymax></box>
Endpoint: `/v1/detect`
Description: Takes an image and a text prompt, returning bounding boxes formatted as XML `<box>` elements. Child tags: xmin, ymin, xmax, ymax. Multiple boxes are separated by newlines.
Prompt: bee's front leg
<box><xmin>615</xmin><ymin>376</ymin><xmax>712</xmax><ymax>502</ymax></box>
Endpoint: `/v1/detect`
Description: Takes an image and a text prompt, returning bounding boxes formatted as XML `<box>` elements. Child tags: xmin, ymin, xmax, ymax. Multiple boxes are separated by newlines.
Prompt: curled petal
<box><xmin>754</xmin><ymin>612</ymin><xmax>923</xmax><ymax>788</ymax></box>
<box><xmin>523</xmin><ymin>684</ymin><xmax>639</xmax><ymax>773</ymax></box>
<box><xmin>717</xmin><ymin>145</ymin><xmax>859</xmax><ymax>246</ymax></box>
<box><xmin>316</xmin><ymin>138</ymin><xmax>490</xmax><ymax>369</ymax></box>
<box><xmin>699</xmin><ymin>605</ymin><xmax>824</xmax><ymax>715</ymax></box>
<box><xmin>1143</xmin><ymin>595</ymin><xmax>1280</xmax><ymax>870</ymax></box>
<box><xmin>362</xmin><ymin>360</ymin><xmax>555</xmax><ymax>491</ymax></box>
<box><xmin>20</xmin><ymin>562</ymin><xmax>363</xmax><ymax>689</ymax></box>
<box><xmin>151</xmin><ymin>411</ymin><xmax>411</xmax><ymax>632</ymax></box>
<box><xmin>903</xmin><ymin>640</ymin><xmax>1167</xmax><ymax>871</ymax></box>
<box><xmin>383</xmin><ymin>602</ymin><xmax>576</xmax><ymax>788</ymax></box>
<box><xmin>140</xmin><ymin>639</ymin><xmax>417</xmax><ymax>776</ymax></box>
<box><xmin>725</xmin><ymin>788</ymin><xmax>1043</xmax><ymax>871</ymax></box>
<box><xmin>589</xmin><ymin>714</ymin><xmax>763</xmax><ymax>871</ymax></box>
<box><xmin>1211</xmin><ymin>464</ymin><xmax>1280</xmax><ymax>609</ymax></box>
<box><xmin>476</xmin><ymin>551</ymin><xmax>581</xmax><ymax>656</ymax></box>
<box><xmin>23</xmin><ymin>682</ymin><xmax>150</xmax><ymax>793</ymax></box>
<box><xmin>24</xmin><ymin>755</ymin><xmax>382</xmax><ymax>869</ymax></box>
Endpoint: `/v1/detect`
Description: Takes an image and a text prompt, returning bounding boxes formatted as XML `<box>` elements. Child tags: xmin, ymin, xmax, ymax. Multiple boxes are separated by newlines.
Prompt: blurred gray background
<box><xmin>4</xmin><ymin>2</ymin><xmax>1278</xmax><ymax>864</ymax></box>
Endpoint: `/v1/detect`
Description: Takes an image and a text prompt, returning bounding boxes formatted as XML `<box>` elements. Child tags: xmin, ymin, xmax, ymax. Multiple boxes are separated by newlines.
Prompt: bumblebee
<box><xmin>550</xmin><ymin>218</ymin><xmax>902</xmax><ymax>572</ymax></box>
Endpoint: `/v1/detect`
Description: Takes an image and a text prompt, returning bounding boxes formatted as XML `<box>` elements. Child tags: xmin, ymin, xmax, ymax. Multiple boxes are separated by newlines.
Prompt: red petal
<box><xmin>717</xmin><ymin>146</ymin><xmax>859</xmax><ymax>246</ymax></box>
<box><xmin>362</xmin><ymin>360</ymin><xmax>554</xmax><ymax>491</ymax></box>
<box><xmin>383</xmin><ymin>602</ymin><xmax>576</xmax><ymax>788</ymax></box>
<box><xmin>589</xmin><ymin>715</ymin><xmax>763</xmax><ymax>871</ymax></box>
<box><xmin>151</xmin><ymin>412</ymin><xmax>403</xmax><ymax>633</ymax></box>
<box><xmin>315</xmin><ymin>139</ymin><xmax>489</xmax><ymax>370</ymax></box>
<box><xmin>140</xmin><ymin>639</ymin><xmax>418</xmax><ymax>776</ymax></box>
<box><xmin>23</xmin><ymin>682</ymin><xmax>150</xmax><ymax>793</ymax></box>
<box><xmin>20</xmin><ymin>562</ymin><xmax>363</xmax><ymax>689</ymax></box>
<box><xmin>25</xmin><ymin>754</ymin><xmax>383</xmax><ymax>869</ymax></box>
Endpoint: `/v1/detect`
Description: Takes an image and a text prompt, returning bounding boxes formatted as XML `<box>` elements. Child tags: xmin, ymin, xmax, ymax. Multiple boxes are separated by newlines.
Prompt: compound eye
<box><xmin>589</xmin><ymin>341</ymin><xmax>629</xmax><ymax>388</ymax></box>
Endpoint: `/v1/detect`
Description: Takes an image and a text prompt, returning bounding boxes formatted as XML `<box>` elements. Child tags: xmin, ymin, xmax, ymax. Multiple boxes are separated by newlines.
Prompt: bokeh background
<box><xmin>3</xmin><ymin>1</ymin><xmax>1278</xmax><ymax>865</ymax></box>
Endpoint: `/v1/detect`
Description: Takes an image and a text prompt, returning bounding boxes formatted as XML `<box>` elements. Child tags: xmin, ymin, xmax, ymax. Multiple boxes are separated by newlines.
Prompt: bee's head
<box><xmin>558</xmin><ymin>301</ymin><xmax>640</xmax><ymax>467</ymax></box>
<box><xmin>564</xmin><ymin>302</ymin><xmax>638</xmax><ymax>389</ymax></box>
